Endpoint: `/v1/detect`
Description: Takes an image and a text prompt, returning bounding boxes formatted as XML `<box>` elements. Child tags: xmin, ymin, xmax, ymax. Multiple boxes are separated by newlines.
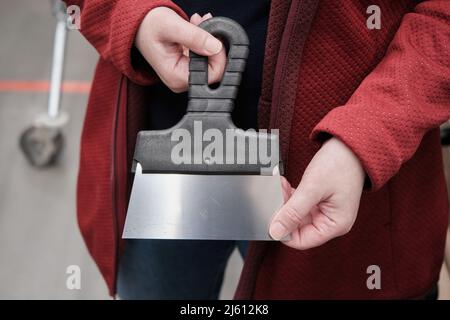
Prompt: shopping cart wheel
<box><xmin>19</xmin><ymin>113</ymin><xmax>67</xmax><ymax>167</ymax></box>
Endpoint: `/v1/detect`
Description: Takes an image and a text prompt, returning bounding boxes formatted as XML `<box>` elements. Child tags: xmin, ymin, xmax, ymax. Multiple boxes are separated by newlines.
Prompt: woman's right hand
<box><xmin>135</xmin><ymin>7</ymin><xmax>227</xmax><ymax>93</ymax></box>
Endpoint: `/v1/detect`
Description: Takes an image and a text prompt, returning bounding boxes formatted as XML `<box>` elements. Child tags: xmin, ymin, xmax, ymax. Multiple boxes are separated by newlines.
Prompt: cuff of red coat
<box><xmin>110</xmin><ymin>0</ymin><xmax>187</xmax><ymax>85</ymax></box>
<box><xmin>310</xmin><ymin>106</ymin><xmax>399</xmax><ymax>191</ymax></box>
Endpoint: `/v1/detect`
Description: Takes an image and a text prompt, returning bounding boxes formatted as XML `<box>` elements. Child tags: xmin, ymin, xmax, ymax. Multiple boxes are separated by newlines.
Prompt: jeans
<box><xmin>117</xmin><ymin>240</ymin><xmax>248</xmax><ymax>300</ymax></box>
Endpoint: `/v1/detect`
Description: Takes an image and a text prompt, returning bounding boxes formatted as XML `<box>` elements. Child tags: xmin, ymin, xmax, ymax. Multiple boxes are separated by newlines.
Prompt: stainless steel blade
<box><xmin>123</xmin><ymin>163</ymin><xmax>284</xmax><ymax>240</ymax></box>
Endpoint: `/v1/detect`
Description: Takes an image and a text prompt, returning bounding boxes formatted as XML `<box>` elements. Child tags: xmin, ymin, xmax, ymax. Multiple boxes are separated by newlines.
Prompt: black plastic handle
<box><xmin>187</xmin><ymin>17</ymin><xmax>249</xmax><ymax>113</ymax></box>
<box><xmin>132</xmin><ymin>17</ymin><xmax>281</xmax><ymax>175</ymax></box>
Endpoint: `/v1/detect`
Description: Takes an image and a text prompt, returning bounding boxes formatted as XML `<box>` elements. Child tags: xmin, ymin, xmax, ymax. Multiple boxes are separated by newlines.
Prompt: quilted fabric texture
<box><xmin>70</xmin><ymin>0</ymin><xmax>450</xmax><ymax>298</ymax></box>
<box><xmin>244</xmin><ymin>0</ymin><xmax>450</xmax><ymax>299</ymax></box>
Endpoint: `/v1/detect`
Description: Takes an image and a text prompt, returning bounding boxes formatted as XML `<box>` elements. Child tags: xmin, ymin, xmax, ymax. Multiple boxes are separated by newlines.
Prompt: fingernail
<box><xmin>204</xmin><ymin>12</ymin><xmax>213</xmax><ymax>19</ymax></box>
<box><xmin>204</xmin><ymin>37</ymin><xmax>222</xmax><ymax>55</ymax></box>
<box><xmin>192</xmin><ymin>13</ymin><xmax>201</xmax><ymax>19</ymax></box>
<box><xmin>269</xmin><ymin>221</ymin><xmax>288</xmax><ymax>240</ymax></box>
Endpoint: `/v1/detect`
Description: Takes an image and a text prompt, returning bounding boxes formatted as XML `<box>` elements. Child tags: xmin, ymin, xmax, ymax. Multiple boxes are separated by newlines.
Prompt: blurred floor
<box><xmin>0</xmin><ymin>0</ymin><xmax>448</xmax><ymax>300</ymax></box>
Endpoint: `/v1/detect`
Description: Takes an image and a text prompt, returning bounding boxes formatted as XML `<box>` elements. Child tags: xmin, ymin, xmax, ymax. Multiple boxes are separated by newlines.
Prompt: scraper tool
<box><xmin>123</xmin><ymin>17</ymin><xmax>284</xmax><ymax>240</ymax></box>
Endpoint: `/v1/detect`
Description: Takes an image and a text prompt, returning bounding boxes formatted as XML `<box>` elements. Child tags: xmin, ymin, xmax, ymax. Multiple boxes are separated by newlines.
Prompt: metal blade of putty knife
<box><xmin>123</xmin><ymin>164</ymin><xmax>283</xmax><ymax>240</ymax></box>
<box><xmin>123</xmin><ymin>17</ymin><xmax>284</xmax><ymax>241</ymax></box>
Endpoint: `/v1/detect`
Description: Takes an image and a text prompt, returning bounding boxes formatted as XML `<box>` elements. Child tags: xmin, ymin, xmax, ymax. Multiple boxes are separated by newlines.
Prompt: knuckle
<box><xmin>199</xmin><ymin>33</ymin><xmax>211</xmax><ymax>50</ymax></box>
<box><xmin>171</xmin><ymin>87</ymin><xmax>184</xmax><ymax>93</ymax></box>
<box><xmin>188</xmin><ymin>29</ymin><xmax>207</xmax><ymax>50</ymax></box>
<box><xmin>171</xmin><ymin>23</ymin><xmax>184</xmax><ymax>38</ymax></box>
<box><xmin>166</xmin><ymin>77</ymin><xmax>186</xmax><ymax>93</ymax></box>
<box><xmin>283</xmin><ymin>205</ymin><xmax>303</xmax><ymax>224</ymax></box>
<box><xmin>340</xmin><ymin>213</ymin><xmax>357</xmax><ymax>235</ymax></box>
<box><xmin>164</xmin><ymin>78</ymin><xmax>176</xmax><ymax>89</ymax></box>
<box><xmin>171</xmin><ymin>83</ymin><xmax>186</xmax><ymax>93</ymax></box>
<box><xmin>337</xmin><ymin>222</ymin><xmax>352</xmax><ymax>236</ymax></box>
<box><xmin>149</xmin><ymin>8</ymin><xmax>172</xmax><ymax>30</ymax></box>
<box><xmin>189</xmin><ymin>27</ymin><xmax>201</xmax><ymax>47</ymax></box>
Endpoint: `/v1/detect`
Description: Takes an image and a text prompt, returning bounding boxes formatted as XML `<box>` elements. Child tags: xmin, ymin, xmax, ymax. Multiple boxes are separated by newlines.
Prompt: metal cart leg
<box><xmin>20</xmin><ymin>1</ymin><xmax>68</xmax><ymax>167</ymax></box>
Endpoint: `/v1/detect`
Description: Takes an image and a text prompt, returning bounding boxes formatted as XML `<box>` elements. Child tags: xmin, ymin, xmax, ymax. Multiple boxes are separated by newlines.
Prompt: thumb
<box><xmin>269</xmin><ymin>184</ymin><xmax>321</xmax><ymax>240</ymax></box>
<box><xmin>165</xmin><ymin>13</ymin><xmax>222</xmax><ymax>56</ymax></box>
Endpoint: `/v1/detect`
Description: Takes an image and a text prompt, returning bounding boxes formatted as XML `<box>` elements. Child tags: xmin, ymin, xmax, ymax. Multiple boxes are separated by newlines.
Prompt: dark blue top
<box><xmin>146</xmin><ymin>0</ymin><xmax>270</xmax><ymax>130</ymax></box>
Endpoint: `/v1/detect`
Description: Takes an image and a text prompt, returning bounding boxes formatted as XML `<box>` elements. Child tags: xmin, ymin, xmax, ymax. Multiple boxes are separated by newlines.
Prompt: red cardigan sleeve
<box><xmin>64</xmin><ymin>0</ymin><xmax>187</xmax><ymax>85</ymax></box>
<box><xmin>311</xmin><ymin>0</ymin><xmax>450</xmax><ymax>191</ymax></box>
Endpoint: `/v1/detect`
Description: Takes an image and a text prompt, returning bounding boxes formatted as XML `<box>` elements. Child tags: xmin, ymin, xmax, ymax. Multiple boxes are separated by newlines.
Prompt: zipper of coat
<box><xmin>111</xmin><ymin>75</ymin><xmax>125</xmax><ymax>296</ymax></box>
<box><xmin>269</xmin><ymin>3</ymin><xmax>297</xmax><ymax>131</ymax></box>
<box><xmin>269</xmin><ymin>0</ymin><xmax>319</xmax><ymax>162</ymax></box>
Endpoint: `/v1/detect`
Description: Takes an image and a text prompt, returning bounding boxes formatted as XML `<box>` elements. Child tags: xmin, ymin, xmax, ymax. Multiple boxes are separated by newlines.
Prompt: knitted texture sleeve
<box><xmin>311</xmin><ymin>0</ymin><xmax>450</xmax><ymax>190</ymax></box>
<box><xmin>64</xmin><ymin>0</ymin><xmax>187</xmax><ymax>85</ymax></box>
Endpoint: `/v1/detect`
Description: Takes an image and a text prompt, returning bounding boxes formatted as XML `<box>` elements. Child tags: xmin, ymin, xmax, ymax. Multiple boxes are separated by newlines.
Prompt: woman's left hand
<box><xmin>269</xmin><ymin>137</ymin><xmax>365</xmax><ymax>250</ymax></box>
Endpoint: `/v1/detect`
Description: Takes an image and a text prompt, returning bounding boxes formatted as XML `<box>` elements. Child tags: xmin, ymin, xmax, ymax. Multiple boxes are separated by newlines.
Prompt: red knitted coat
<box><xmin>68</xmin><ymin>0</ymin><xmax>450</xmax><ymax>299</ymax></box>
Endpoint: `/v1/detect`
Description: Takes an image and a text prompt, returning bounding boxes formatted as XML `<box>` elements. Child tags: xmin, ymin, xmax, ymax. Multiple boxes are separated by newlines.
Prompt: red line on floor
<box><xmin>0</xmin><ymin>80</ymin><xmax>91</xmax><ymax>93</ymax></box>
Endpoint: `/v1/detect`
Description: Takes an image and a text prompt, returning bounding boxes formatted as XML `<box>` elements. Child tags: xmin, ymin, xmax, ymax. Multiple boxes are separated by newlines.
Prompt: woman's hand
<box><xmin>135</xmin><ymin>7</ymin><xmax>227</xmax><ymax>92</ymax></box>
<box><xmin>270</xmin><ymin>138</ymin><xmax>365</xmax><ymax>250</ymax></box>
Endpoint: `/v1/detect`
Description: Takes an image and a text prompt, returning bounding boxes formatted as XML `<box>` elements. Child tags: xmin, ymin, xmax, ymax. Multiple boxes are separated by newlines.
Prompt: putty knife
<box><xmin>123</xmin><ymin>17</ymin><xmax>284</xmax><ymax>240</ymax></box>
